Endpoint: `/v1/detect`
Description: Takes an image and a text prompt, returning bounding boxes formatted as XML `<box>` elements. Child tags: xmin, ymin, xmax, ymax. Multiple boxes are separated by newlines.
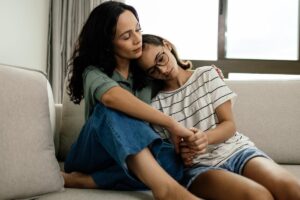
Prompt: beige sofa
<box><xmin>1</xmin><ymin>64</ymin><xmax>300</xmax><ymax>200</ymax></box>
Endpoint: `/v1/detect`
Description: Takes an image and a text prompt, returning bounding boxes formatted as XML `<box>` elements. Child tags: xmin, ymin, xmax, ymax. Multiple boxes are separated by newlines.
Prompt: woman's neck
<box><xmin>115</xmin><ymin>56</ymin><xmax>130</xmax><ymax>79</ymax></box>
<box><xmin>163</xmin><ymin>68</ymin><xmax>193</xmax><ymax>91</ymax></box>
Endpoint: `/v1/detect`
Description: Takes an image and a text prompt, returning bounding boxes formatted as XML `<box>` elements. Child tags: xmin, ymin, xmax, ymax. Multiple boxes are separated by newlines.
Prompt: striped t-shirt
<box><xmin>151</xmin><ymin>66</ymin><xmax>254</xmax><ymax>167</ymax></box>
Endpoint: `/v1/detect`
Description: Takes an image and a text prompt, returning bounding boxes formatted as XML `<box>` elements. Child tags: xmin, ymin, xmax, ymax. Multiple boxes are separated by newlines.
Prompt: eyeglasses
<box><xmin>146</xmin><ymin>48</ymin><xmax>169</xmax><ymax>76</ymax></box>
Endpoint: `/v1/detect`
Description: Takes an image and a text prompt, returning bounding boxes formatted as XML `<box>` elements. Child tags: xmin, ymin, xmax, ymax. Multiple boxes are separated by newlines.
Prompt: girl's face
<box><xmin>137</xmin><ymin>44</ymin><xmax>179</xmax><ymax>80</ymax></box>
<box><xmin>113</xmin><ymin>10</ymin><xmax>142</xmax><ymax>60</ymax></box>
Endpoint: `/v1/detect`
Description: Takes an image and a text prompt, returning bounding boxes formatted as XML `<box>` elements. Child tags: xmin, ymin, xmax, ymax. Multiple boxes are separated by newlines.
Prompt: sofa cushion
<box><xmin>0</xmin><ymin>65</ymin><xmax>64</xmax><ymax>199</ymax></box>
<box><xmin>226</xmin><ymin>80</ymin><xmax>300</xmax><ymax>164</ymax></box>
<box><xmin>38</xmin><ymin>188</ymin><xmax>152</xmax><ymax>200</ymax></box>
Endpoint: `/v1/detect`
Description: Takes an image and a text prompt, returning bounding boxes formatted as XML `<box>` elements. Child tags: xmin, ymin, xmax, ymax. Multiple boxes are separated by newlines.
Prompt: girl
<box><xmin>136</xmin><ymin>34</ymin><xmax>300</xmax><ymax>200</ymax></box>
<box><xmin>63</xmin><ymin>2</ymin><xmax>201</xmax><ymax>200</ymax></box>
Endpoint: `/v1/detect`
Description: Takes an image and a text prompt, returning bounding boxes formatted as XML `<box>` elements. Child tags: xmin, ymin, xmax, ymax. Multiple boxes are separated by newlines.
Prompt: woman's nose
<box><xmin>133</xmin><ymin>31</ymin><xmax>142</xmax><ymax>45</ymax></box>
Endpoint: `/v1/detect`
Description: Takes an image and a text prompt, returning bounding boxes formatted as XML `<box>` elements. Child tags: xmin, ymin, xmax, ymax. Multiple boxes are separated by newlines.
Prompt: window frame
<box><xmin>191</xmin><ymin>0</ymin><xmax>300</xmax><ymax>77</ymax></box>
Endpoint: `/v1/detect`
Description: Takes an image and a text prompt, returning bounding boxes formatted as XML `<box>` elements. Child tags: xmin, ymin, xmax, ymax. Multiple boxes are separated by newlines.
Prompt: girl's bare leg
<box><xmin>188</xmin><ymin>169</ymin><xmax>274</xmax><ymax>200</ymax></box>
<box><xmin>243</xmin><ymin>157</ymin><xmax>300</xmax><ymax>200</ymax></box>
<box><xmin>63</xmin><ymin>147</ymin><xmax>201</xmax><ymax>200</ymax></box>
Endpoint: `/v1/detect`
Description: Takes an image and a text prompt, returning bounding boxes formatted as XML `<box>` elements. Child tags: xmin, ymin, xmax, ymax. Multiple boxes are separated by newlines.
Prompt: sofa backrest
<box><xmin>58</xmin><ymin>79</ymin><xmax>85</xmax><ymax>161</ymax></box>
<box><xmin>58</xmin><ymin>79</ymin><xmax>300</xmax><ymax>164</ymax></box>
<box><xmin>226</xmin><ymin>80</ymin><xmax>300</xmax><ymax>164</ymax></box>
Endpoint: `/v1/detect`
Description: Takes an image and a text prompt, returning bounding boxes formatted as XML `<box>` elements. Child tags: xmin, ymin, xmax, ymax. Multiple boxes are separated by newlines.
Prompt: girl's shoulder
<box><xmin>193</xmin><ymin>65</ymin><xmax>215</xmax><ymax>74</ymax></box>
<box><xmin>189</xmin><ymin>65</ymin><xmax>215</xmax><ymax>82</ymax></box>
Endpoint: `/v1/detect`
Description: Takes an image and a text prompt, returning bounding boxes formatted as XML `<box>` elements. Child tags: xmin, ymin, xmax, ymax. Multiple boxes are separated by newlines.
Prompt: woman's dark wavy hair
<box><xmin>67</xmin><ymin>1</ymin><xmax>139</xmax><ymax>104</ymax></box>
<box><xmin>132</xmin><ymin>34</ymin><xmax>192</xmax><ymax>92</ymax></box>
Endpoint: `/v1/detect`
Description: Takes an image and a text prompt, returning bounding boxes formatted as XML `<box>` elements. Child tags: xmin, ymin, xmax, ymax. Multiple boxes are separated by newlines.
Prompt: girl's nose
<box><xmin>158</xmin><ymin>65</ymin><xmax>168</xmax><ymax>74</ymax></box>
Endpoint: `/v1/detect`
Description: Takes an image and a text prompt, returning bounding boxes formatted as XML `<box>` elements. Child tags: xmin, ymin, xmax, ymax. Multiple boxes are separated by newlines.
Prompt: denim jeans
<box><xmin>64</xmin><ymin>103</ymin><xmax>183</xmax><ymax>190</ymax></box>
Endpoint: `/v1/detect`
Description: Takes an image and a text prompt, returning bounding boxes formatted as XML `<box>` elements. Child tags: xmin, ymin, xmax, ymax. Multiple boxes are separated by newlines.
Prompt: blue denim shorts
<box><xmin>181</xmin><ymin>147</ymin><xmax>271</xmax><ymax>188</ymax></box>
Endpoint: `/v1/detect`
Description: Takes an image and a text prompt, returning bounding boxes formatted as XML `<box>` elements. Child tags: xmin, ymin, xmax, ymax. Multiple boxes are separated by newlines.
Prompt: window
<box><xmin>126</xmin><ymin>0</ymin><xmax>219</xmax><ymax>60</ymax></box>
<box><xmin>126</xmin><ymin>0</ymin><xmax>300</xmax><ymax>77</ymax></box>
<box><xmin>226</xmin><ymin>0</ymin><xmax>299</xmax><ymax>61</ymax></box>
<box><xmin>228</xmin><ymin>73</ymin><xmax>300</xmax><ymax>80</ymax></box>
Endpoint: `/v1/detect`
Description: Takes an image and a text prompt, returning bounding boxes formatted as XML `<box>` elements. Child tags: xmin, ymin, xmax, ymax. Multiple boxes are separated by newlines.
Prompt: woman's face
<box><xmin>137</xmin><ymin>44</ymin><xmax>179</xmax><ymax>80</ymax></box>
<box><xmin>113</xmin><ymin>10</ymin><xmax>142</xmax><ymax>60</ymax></box>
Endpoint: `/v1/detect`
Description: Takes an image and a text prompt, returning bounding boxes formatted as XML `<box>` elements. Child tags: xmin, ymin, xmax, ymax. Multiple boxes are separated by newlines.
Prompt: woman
<box><xmin>63</xmin><ymin>2</ymin><xmax>201</xmax><ymax>200</ymax></box>
<box><xmin>135</xmin><ymin>34</ymin><xmax>300</xmax><ymax>200</ymax></box>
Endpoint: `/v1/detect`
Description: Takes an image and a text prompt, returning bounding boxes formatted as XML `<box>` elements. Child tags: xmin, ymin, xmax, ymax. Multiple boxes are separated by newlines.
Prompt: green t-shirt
<box><xmin>83</xmin><ymin>65</ymin><xmax>153</xmax><ymax>120</ymax></box>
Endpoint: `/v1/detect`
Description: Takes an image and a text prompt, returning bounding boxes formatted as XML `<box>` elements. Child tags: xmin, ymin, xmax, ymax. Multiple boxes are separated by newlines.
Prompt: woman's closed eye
<box><xmin>120</xmin><ymin>32</ymin><xmax>130</xmax><ymax>40</ymax></box>
<box><xmin>136</xmin><ymin>24</ymin><xmax>142</xmax><ymax>33</ymax></box>
<box><xmin>120</xmin><ymin>25</ymin><xmax>142</xmax><ymax>40</ymax></box>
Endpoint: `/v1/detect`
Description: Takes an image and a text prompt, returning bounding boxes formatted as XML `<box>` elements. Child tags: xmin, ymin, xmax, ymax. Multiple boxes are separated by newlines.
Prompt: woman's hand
<box><xmin>212</xmin><ymin>64</ymin><xmax>224</xmax><ymax>80</ymax></box>
<box><xmin>179</xmin><ymin>127</ymin><xmax>208</xmax><ymax>166</ymax></box>
<box><xmin>165</xmin><ymin>119</ymin><xmax>194</xmax><ymax>153</ymax></box>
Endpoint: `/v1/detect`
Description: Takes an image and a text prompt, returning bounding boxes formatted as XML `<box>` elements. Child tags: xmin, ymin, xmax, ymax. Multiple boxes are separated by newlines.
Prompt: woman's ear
<box><xmin>163</xmin><ymin>40</ymin><xmax>172</xmax><ymax>51</ymax></box>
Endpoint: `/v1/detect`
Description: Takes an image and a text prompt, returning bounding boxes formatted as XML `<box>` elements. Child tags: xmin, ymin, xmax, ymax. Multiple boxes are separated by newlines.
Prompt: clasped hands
<box><xmin>179</xmin><ymin>127</ymin><xmax>208</xmax><ymax>167</ymax></box>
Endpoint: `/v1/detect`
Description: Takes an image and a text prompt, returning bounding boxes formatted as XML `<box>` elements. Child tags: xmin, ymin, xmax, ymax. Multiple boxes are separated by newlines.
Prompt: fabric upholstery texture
<box><xmin>58</xmin><ymin>81</ymin><xmax>85</xmax><ymax>161</ymax></box>
<box><xmin>1</xmin><ymin>63</ymin><xmax>299</xmax><ymax>200</ymax></box>
<box><xmin>39</xmin><ymin>188</ymin><xmax>152</xmax><ymax>200</ymax></box>
<box><xmin>53</xmin><ymin>79</ymin><xmax>300</xmax><ymax>200</ymax></box>
<box><xmin>0</xmin><ymin>65</ymin><xmax>64</xmax><ymax>199</ymax></box>
<box><xmin>227</xmin><ymin>80</ymin><xmax>300</xmax><ymax>164</ymax></box>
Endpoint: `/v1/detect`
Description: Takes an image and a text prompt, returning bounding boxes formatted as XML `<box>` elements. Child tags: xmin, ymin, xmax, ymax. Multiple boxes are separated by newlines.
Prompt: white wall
<box><xmin>0</xmin><ymin>0</ymin><xmax>50</xmax><ymax>72</ymax></box>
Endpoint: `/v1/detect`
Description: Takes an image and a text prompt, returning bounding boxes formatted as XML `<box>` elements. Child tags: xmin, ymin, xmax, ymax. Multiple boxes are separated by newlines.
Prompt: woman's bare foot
<box><xmin>62</xmin><ymin>171</ymin><xmax>201</xmax><ymax>199</ymax></box>
<box><xmin>61</xmin><ymin>171</ymin><xmax>97</xmax><ymax>189</ymax></box>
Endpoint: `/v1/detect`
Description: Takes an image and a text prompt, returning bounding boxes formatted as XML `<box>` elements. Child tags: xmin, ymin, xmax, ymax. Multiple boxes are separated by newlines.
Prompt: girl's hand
<box><xmin>179</xmin><ymin>142</ymin><xmax>196</xmax><ymax>167</ymax></box>
<box><xmin>184</xmin><ymin>127</ymin><xmax>208</xmax><ymax>154</ymax></box>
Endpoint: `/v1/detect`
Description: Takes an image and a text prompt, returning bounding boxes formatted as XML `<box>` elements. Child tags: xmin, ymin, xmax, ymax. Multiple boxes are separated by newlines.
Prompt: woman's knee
<box><xmin>92</xmin><ymin>103</ymin><xmax>153</xmax><ymax>135</ymax></box>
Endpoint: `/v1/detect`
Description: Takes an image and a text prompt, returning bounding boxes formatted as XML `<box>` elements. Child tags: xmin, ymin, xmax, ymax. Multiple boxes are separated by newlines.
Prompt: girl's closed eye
<box><xmin>148</xmin><ymin>68</ymin><xmax>157</xmax><ymax>76</ymax></box>
<box><xmin>157</xmin><ymin>55</ymin><xmax>164</xmax><ymax>63</ymax></box>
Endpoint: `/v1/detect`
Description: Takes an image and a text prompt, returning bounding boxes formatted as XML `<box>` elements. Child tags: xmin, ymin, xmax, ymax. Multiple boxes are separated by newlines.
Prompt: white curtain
<box><xmin>47</xmin><ymin>0</ymin><xmax>122</xmax><ymax>103</ymax></box>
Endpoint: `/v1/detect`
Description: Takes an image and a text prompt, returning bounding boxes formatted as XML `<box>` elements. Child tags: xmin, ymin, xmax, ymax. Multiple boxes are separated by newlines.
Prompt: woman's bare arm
<box><xmin>101</xmin><ymin>86</ymin><xmax>193</xmax><ymax>151</ymax></box>
<box><xmin>101</xmin><ymin>86</ymin><xmax>172</xmax><ymax>128</ymax></box>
